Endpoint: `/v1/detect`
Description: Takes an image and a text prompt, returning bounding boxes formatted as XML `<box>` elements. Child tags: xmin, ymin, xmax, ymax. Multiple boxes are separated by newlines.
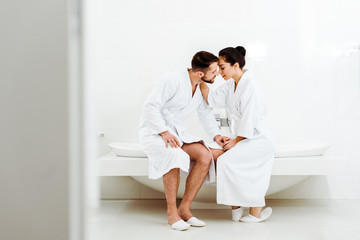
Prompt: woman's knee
<box><xmin>216</xmin><ymin>154</ymin><xmax>228</xmax><ymax>166</ymax></box>
<box><xmin>211</xmin><ymin>149</ymin><xmax>224</xmax><ymax>162</ymax></box>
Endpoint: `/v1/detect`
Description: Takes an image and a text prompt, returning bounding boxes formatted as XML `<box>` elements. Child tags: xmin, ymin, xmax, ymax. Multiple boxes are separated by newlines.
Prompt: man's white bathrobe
<box><xmin>139</xmin><ymin>70</ymin><xmax>220</xmax><ymax>183</ymax></box>
<box><xmin>209</xmin><ymin>70</ymin><xmax>275</xmax><ymax>207</ymax></box>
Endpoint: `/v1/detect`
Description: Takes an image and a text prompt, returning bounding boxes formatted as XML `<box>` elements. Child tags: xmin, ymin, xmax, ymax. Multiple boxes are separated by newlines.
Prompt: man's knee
<box><xmin>197</xmin><ymin>149</ymin><xmax>212</xmax><ymax>166</ymax></box>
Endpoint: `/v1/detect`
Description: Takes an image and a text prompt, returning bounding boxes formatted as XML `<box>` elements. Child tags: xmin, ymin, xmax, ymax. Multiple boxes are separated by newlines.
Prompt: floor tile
<box><xmin>88</xmin><ymin>199</ymin><xmax>360</xmax><ymax>240</ymax></box>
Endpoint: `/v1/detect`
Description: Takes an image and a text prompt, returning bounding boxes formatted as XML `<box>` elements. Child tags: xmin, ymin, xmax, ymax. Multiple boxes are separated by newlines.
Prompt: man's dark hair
<box><xmin>191</xmin><ymin>51</ymin><xmax>218</xmax><ymax>72</ymax></box>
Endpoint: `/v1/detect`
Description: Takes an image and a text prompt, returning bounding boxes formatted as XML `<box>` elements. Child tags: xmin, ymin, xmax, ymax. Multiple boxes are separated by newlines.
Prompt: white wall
<box><xmin>0</xmin><ymin>1</ymin><xmax>74</xmax><ymax>240</ymax></box>
<box><xmin>87</xmin><ymin>0</ymin><xmax>360</xmax><ymax>199</ymax></box>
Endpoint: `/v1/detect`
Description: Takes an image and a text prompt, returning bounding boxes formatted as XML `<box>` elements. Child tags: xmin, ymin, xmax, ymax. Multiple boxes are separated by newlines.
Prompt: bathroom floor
<box><xmin>88</xmin><ymin>199</ymin><xmax>360</xmax><ymax>240</ymax></box>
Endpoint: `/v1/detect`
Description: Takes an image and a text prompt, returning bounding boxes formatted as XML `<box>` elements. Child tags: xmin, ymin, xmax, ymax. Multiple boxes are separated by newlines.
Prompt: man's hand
<box><xmin>214</xmin><ymin>135</ymin><xmax>222</xmax><ymax>146</ymax></box>
<box><xmin>160</xmin><ymin>131</ymin><xmax>181</xmax><ymax>148</ymax></box>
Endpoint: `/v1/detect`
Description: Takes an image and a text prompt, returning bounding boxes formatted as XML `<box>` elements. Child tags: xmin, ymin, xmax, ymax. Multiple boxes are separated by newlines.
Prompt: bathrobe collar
<box><xmin>184</xmin><ymin>69</ymin><xmax>201</xmax><ymax>101</ymax></box>
<box><xmin>172</xmin><ymin>70</ymin><xmax>201</xmax><ymax>120</ymax></box>
<box><xmin>228</xmin><ymin>69</ymin><xmax>250</xmax><ymax>114</ymax></box>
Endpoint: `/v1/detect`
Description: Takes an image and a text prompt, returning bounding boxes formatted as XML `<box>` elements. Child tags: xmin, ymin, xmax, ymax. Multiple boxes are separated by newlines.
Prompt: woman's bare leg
<box><xmin>210</xmin><ymin>148</ymin><xmax>224</xmax><ymax>163</ymax></box>
<box><xmin>249</xmin><ymin>207</ymin><xmax>263</xmax><ymax>218</ymax></box>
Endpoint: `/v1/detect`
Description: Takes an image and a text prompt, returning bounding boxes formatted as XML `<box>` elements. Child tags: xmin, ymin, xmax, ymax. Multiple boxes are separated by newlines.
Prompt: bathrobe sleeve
<box><xmin>197</xmin><ymin>98</ymin><xmax>221</xmax><ymax>139</ymax></box>
<box><xmin>208</xmin><ymin>83</ymin><xmax>228</xmax><ymax>108</ymax></box>
<box><xmin>234</xmin><ymin>87</ymin><xmax>263</xmax><ymax>139</ymax></box>
<box><xmin>142</xmin><ymin>77</ymin><xmax>178</xmax><ymax>135</ymax></box>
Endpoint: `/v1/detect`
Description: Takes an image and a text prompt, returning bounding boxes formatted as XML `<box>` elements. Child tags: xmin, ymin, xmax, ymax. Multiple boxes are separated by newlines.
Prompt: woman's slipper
<box><xmin>186</xmin><ymin>217</ymin><xmax>206</xmax><ymax>227</ymax></box>
<box><xmin>232</xmin><ymin>207</ymin><xmax>244</xmax><ymax>221</ymax></box>
<box><xmin>240</xmin><ymin>207</ymin><xmax>272</xmax><ymax>223</ymax></box>
<box><xmin>168</xmin><ymin>219</ymin><xmax>191</xmax><ymax>231</ymax></box>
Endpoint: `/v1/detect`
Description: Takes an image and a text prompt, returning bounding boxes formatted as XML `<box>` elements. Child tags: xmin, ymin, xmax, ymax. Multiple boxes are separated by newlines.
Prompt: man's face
<box><xmin>201</xmin><ymin>62</ymin><xmax>219</xmax><ymax>84</ymax></box>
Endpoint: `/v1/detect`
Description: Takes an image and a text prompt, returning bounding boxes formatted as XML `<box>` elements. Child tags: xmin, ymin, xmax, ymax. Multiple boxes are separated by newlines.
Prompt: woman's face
<box><xmin>218</xmin><ymin>57</ymin><xmax>236</xmax><ymax>81</ymax></box>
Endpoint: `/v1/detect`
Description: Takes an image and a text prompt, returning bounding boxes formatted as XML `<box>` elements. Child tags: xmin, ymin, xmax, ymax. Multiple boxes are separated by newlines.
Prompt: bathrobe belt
<box><xmin>161</xmin><ymin>109</ymin><xmax>185</xmax><ymax>136</ymax></box>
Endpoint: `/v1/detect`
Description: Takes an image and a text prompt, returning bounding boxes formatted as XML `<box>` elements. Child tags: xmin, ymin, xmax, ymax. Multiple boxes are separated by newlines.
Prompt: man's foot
<box><xmin>167</xmin><ymin>212</ymin><xmax>183</xmax><ymax>226</ymax></box>
<box><xmin>168</xmin><ymin>220</ymin><xmax>190</xmax><ymax>231</ymax></box>
<box><xmin>186</xmin><ymin>217</ymin><xmax>206</xmax><ymax>227</ymax></box>
<box><xmin>178</xmin><ymin>207</ymin><xmax>193</xmax><ymax>221</ymax></box>
<box><xmin>178</xmin><ymin>208</ymin><xmax>206</xmax><ymax>227</ymax></box>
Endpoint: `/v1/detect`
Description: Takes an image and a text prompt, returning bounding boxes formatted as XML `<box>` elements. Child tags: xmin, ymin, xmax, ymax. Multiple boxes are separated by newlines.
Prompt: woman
<box><xmin>200</xmin><ymin>46</ymin><xmax>275</xmax><ymax>223</ymax></box>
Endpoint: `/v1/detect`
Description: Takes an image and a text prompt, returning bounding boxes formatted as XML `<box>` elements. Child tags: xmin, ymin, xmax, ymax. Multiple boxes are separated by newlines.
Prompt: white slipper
<box><xmin>186</xmin><ymin>217</ymin><xmax>206</xmax><ymax>227</ymax></box>
<box><xmin>240</xmin><ymin>207</ymin><xmax>272</xmax><ymax>223</ymax></box>
<box><xmin>168</xmin><ymin>219</ymin><xmax>191</xmax><ymax>231</ymax></box>
<box><xmin>232</xmin><ymin>207</ymin><xmax>244</xmax><ymax>221</ymax></box>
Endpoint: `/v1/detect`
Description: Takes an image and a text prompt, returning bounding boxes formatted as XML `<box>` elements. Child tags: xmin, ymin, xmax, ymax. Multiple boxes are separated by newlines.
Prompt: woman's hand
<box><xmin>222</xmin><ymin>136</ymin><xmax>246</xmax><ymax>151</ymax></box>
<box><xmin>222</xmin><ymin>138</ymin><xmax>237</xmax><ymax>150</ymax></box>
<box><xmin>200</xmin><ymin>82</ymin><xmax>209</xmax><ymax>104</ymax></box>
<box><xmin>160</xmin><ymin>131</ymin><xmax>181</xmax><ymax>148</ymax></box>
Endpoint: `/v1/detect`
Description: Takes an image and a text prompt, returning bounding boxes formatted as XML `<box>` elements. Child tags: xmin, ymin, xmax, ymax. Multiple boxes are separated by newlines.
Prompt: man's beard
<box><xmin>201</xmin><ymin>76</ymin><xmax>215</xmax><ymax>84</ymax></box>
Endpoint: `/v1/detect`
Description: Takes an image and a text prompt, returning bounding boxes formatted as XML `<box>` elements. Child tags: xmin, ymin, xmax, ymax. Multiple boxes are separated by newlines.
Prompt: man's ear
<box><xmin>234</xmin><ymin>62</ymin><xmax>239</xmax><ymax>69</ymax></box>
<box><xmin>197</xmin><ymin>71</ymin><xmax>204</xmax><ymax>78</ymax></box>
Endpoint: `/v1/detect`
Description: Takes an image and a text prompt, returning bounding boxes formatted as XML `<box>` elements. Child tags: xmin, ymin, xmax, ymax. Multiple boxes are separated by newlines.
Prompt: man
<box><xmin>139</xmin><ymin>51</ymin><xmax>224</xmax><ymax>231</ymax></box>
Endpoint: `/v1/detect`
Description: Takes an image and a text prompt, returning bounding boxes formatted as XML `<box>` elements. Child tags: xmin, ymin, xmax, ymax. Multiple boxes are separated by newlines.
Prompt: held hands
<box><xmin>160</xmin><ymin>131</ymin><xmax>181</xmax><ymax>148</ymax></box>
<box><xmin>214</xmin><ymin>135</ymin><xmax>230</xmax><ymax>147</ymax></box>
<box><xmin>222</xmin><ymin>138</ymin><xmax>238</xmax><ymax>151</ymax></box>
<box><xmin>214</xmin><ymin>135</ymin><xmax>245</xmax><ymax>151</ymax></box>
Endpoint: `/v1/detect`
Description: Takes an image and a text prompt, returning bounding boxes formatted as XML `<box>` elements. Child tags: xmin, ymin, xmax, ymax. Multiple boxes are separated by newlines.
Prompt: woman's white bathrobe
<box><xmin>209</xmin><ymin>71</ymin><xmax>275</xmax><ymax>207</ymax></box>
<box><xmin>139</xmin><ymin>70</ymin><xmax>220</xmax><ymax>183</ymax></box>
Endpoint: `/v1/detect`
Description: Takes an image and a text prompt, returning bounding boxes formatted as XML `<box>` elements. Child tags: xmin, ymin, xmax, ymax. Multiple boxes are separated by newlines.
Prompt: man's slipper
<box><xmin>168</xmin><ymin>219</ymin><xmax>191</xmax><ymax>231</ymax></box>
<box><xmin>232</xmin><ymin>207</ymin><xmax>244</xmax><ymax>221</ymax></box>
<box><xmin>186</xmin><ymin>217</ymin><xmax>206</xmax><ymax>227</ymax></box>
<box><xmin>240</xmin><ymin>207</ymin><xmax>272</xmax><ymax>223</ymax></box>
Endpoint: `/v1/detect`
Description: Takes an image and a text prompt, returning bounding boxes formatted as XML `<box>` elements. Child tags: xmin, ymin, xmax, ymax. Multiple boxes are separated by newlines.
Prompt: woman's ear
<box><xmin>234</xmin><ymin>62</ymin><xmax>239</xmax><ymax>69</ymax></box>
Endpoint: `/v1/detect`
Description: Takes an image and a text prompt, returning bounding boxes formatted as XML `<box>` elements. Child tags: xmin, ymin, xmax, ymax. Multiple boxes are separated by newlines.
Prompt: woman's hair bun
<box><xmin>235</xmin><ymin>46</ymin><xmax>246</xmax><ymax>57</ymax></box>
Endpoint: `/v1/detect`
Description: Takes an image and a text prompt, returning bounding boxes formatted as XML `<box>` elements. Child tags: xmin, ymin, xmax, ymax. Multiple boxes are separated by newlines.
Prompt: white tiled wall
<box><xmin>87</xmin><ymin>0</ymin><xmax>360</xmax><ymax>199</ymax></box>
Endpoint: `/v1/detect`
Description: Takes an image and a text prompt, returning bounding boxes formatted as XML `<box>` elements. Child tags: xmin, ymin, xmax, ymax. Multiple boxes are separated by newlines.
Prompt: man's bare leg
<box><xmin>177</xmin><ymin>143</ymin><xmax>212</xmax><ymax>220</ymax></box>
<box><xmin>163</xmin><ymin>168</ymin><xmax>182</xmax><ymax>225</ymax></box>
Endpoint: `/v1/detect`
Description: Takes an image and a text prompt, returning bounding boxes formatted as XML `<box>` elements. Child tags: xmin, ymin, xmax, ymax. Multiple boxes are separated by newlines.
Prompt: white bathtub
<box><xmin>98</xmin><ymin>142</ymin><xmax>343</xmax><ymax>202</ymax></box>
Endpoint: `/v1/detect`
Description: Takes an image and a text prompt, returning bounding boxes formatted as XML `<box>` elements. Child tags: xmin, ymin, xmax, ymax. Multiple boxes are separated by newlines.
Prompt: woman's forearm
<box><xmin>200</xmin><ymin>82</ymin><xmax>209</xmax><ymax>104</ymax></box>
<box><xmin>235</xmin><ymin>136</ymin><xmax>246</xmax><ymax>143</ymax></box>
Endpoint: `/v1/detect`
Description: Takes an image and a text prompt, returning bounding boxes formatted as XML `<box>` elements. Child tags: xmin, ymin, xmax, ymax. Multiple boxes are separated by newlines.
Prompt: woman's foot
<box><xmin>240</xmin><ymin>207</ymin><xmax>272</xmax><ymax>223</ymax></box>
<box><xmin>231</xmin><ymin>206</ymin><xmax>243</xmax><ymax>221</ymax></box>
<box><xmin>249</xmin><ymin>207</ymin><xmax>263</xmax><ymax>218</ymax></box>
